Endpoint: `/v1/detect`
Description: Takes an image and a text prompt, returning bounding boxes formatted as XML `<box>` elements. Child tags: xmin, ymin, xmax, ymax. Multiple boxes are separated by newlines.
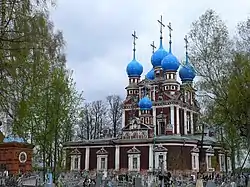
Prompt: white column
<box><xmin>170</xmin><ymin>106</ymin><xmax>175</xmax><ymax>134</ymax></box>
<box><xmin>85</xmin><ymin>147</ymin><xmax>90</xmax><ymax>170</ymax></box>
<box><xmin>122</xmin><ymin>110</ymin><xmax>125</xmax><ymax>128</ymax></box>
<box><xmin>149</xmin><ymin>144</ymin><xmax>153</xmax><ymax>171</ymax></box>
<box><xmin>176</xmin><ymin>106</ymin><xmax>180</xmax><ymax>135</ymax></box>
<box><xmin>70</xmin><ymin>155</ymin><xmax>74</xmax><ymax>171</ymax></box>
<box><xmin>184</xmin><ymin>109</ymin><xmax>187</xmax><ymax>135</ymax></box>
<box><xmin>153</xmin><ymin>107</ymin><xmax>156</xmax><ymax>135</ymax></box>
<box><xmin>163</xmin><ymin>152</ymin><xmax>167</xmax><ymax>171</ymax></box>
<box><xmin>115</xmin><ymin>145</ymin><xmax>120</xmax><ymax>170</ymax></box>
<box><xmin>190</xmin><ymin>112</ymin><xmax>194</xmax><ymax>134</ymax></box>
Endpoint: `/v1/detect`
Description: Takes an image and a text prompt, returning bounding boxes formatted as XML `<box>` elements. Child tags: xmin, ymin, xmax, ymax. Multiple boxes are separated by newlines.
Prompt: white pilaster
<box><xmin>149</xmin><ymin>144</ymin><xmax>153</xmax><ymax>171</ymax></box>
<box><xmin>176</xmin><ymin>106</ymin><xmax>180</xmax><ymax>135</ymax></box>
<box><xmin>153</xmin><ymin>107</ymin><xmax>156</xmax><ymax>135</ymax></box>
<box><xmin>85</xmin><ymin>147</ymin><xmax>90</xmax><ymax>170</ymax></box>
<box><xmin>122</xmin><ymin>110</ymin><xmax>125</xmax><ymax>128</ymax></box>
<box><xmin>115</xmin><ymin>145</ymin><xmax>120</xmax><ymax>170</ymax></box>
<box><xmin>170</xmin><ymin>106</ymin><xmax>175</xmax><ymax>134</ymax></box>
<box><xmin>190</xmin><ymin>112</ymin><xmax>194</xmax><ymax>134</ymax></box>
<box><xmin>184</xmin><ymin>109</ymin><xmax>187</xmax><ymax>135</ymax></box>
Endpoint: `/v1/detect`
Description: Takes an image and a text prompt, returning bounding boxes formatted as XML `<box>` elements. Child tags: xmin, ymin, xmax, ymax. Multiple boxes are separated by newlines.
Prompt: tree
<box><xmin>188</xmin><ymin>9</ymin><xmax>239</xmax><ymax>171</ymax></box>
<box><xmin>0</xmin><ymin>0</ymin><xmax>83</xmax><ymax>179</ymax></box>
<box><xmin>106</xmin><ymin>95</ymin><xmax>122</xmax><ymax>137</ymax></box>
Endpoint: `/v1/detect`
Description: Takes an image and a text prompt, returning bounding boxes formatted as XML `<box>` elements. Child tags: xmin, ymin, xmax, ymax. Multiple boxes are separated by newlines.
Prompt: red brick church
<box><xmin>63</xmin><ymin>16</ymin><xmax>232</xmax><ymax>174</ymax></box>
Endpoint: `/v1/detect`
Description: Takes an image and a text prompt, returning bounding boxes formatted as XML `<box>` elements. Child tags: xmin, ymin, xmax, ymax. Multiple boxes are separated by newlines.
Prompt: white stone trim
<box><xmin>170</xmin><ymin>106</ymin><xmax>175</xmax><ymax>134</ymax></box>
<box><xmin>184</xmin><ymin>109</ymin><xmax>187</xmax><ymax>135</ymax></box>
<box><xmin>115</xmin><ymin>145</ymin><xmax>120</xmax><ymax>170</ymax></box>
<box><xmin>206</xmin><ymin>153</ymin><xmax>214</xmax><ymax>172</ymax></box>
<box><xmin>70</xmin><ymin>155</ymin><xmax>81</xmax><ymax>171</ymax></box>
<box><xmin>190</xmin><ymin>112</ymin><xmax>194</xmax><ymax>134</ymax></box>
<box><xmin>149</xmin><ymin>144</ymin><xmax>153</xmax><ymax>171</ymax></box>
<box><xmin>122</xmin><ymin>110</ymin><xmax>125</xmax><ymax>128</ymax></box>
<box><xmin>97</xmin><ymin>155</ymin><xmax>108</xmax><ymax>171</ymax></box>
<box><xmin>219</xmin><ymin>153</ymin><xmax>226</xmax><ymax>172</ymax></box>
<box><xmin>128</xmin><ymin>154</ymin><xmax>140</xmax><ymax>172</ymax></box>
<box><xmin>191</xmin><ymin>152</ymin><xmax>199</xmax><ymax>171</ymax></box>
<box><xmin>227</xmin><ymin>156</ymin><xmax>232</xmax><ymax>172</ymax></box>
<box><xmin>176</xmin><ymin>106</ymin><xmax>180</xmax><ymax>134</ymax></box>
<box><xmin>153</xmin><ymin>107</ymin><xmax>156</xmax><ymax>135</ymax></box>
<box><xmin>64</xmin><ymin>143</ymin><xmax>199</xmax><ymax>149</ymax></box>
<box><xmin>85</xmin><ymin>146</ymin><xmax>90</xmax><ymax>170</ymax></box>
<box><xmin>155</xmin><ymin>152</ymin><xmax>167</xmax><ymax>171</ymax></box>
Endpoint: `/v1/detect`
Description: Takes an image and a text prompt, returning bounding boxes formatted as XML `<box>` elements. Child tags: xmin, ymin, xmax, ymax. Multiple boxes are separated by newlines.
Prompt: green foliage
<box><xmin>188</xmin><ymin>9</ymin><xmax>250</xmax><ymax>171</ymax></box>
<box><xmin>0</xmin><ymin>0</ymin><xmax>83</xmax><ymax>177</ymax></box>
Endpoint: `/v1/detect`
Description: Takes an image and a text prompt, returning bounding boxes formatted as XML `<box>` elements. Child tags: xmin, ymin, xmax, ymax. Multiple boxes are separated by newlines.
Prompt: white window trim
<box><xmin>97</xmin><ymin>155</ymin><xmax>108</xmax><ymax>171</ymax></box>
<box><xmin>206</xmin><ymin>153</ymin><xmax>215</xmax><ymax>172</ymax></box>
<box><xmin>227</xmin><ymin>156</ymin><xmax>232</xmax><ymax>172</ymax></box>
<box><xmin>191</xmin><ymin>152</ymin><xmax>199</xmax><ymax>171</ymax></box>
<box><xmin>155</xmin><ymin>152</ymin><xmax>167</xmax><ymax>171</ymax></box>
<box><xmin>128</xmin><ymin>154</ymin><xmax>140</xmax><ymax>172</ymax></box>
<box><xmin>70</xmin><ymin>155</ymin><xmax>81</xmax><ymax>171</ymax></box>
<box><xmin>219</xmin><ymin>154</ymin><xmax>226</xmax><ymax>172</ymax></box>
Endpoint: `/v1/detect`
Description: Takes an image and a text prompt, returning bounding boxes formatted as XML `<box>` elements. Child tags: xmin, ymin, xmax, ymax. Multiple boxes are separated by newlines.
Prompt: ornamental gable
<box><xmin>127</xmin><ymin>146</ymin><xmax>141</xmax><ymax>154</ymax></box>
<box><xmin>206</xmin><ymin>146</ymin><xmax>214</xmax><ymax>153</ymax></box>
<box><xmin>191</xmin><ymin>147</ymin><xmax>199</xmax><ymax>153</ymax></box>
<box><xmin>70</xmin><ymin>148</ymin><xmax>81</xmax><ymax>155</ymax></box>
<box><xmin>154</xmin><ymin>145</ymin><xmax>168</xmax><ymax>152</ymax></box>
<box><xmin>96</xmin><ymin>147</ymin><xmax>108</xmax><ymax>155</ymax></box>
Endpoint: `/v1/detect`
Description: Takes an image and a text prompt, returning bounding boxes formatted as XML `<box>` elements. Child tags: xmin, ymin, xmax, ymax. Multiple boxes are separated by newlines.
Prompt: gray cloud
<box><xmin>51</xmin><ymin>0</ymin><xmax>250</xmax><ymax>101</ymax></box>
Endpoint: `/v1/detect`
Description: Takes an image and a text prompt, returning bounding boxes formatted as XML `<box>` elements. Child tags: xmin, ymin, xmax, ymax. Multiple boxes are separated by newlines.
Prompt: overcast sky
<box><xmin>50</xmin><ymin>0</ymin><xmax>250</xmax><ymax>101</ymax></box>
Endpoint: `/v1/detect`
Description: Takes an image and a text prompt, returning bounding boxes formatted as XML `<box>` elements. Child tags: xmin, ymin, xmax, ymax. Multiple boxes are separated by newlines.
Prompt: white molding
<box><xmin>122</xmin><ymin>110</ymin><xmax>125</xmax><ymax>128</ymax></box>
<box><xmin>115</xmin><ymin>145</ymin><xmax>120</xmax><ymax>170</ymax></box>
<box><xmin>85</xmin><ymin>146</ymin><xmax>90</xmax><ymax>170</ymax></box>
<box><xmin>153</xmin><ymin>107</ymin><xmax>156</xmax><ymax>135</ymax></box>
<box><xmin>206</xmin><ymin>153</ymin><xmax>214</xmax><ymax>172</ymax></box>
<box><xmin>170</xmin><ymin>106</ymin><xmax>175</xmax><ymax>134</ymax></box>
<box><xmin>227</xmin><ymin>156</ymin><xmax>232</xmax><ymax>172</ymax></box>
<box><xmin>190</xmin><ymin>112</ymin><xmax>194</xmax><ymax>134</ymax></box>
<box><xmin>176</xmin><ymin>106</ymin><xmax>180</xmax><ymax>134</ymax></box>
<box><xmin>148</xmin><ymin>144</ymin><xmax>153</xmax><ymax>171</ymax></box>
<box><xmin>97</xmin><ymin>155</ymin><xmax>108</xmax><ymax>171</ymax></box>
<box><xmin>219</xmin><ymin>153</ymin><xmax>226</xmax><ymax>172</ymax></box>
<box><xmin>191</xmin><ymin>152</ymin><xmax>199</xmax><ymax>171</ymax></box>
<box><xmin>64</xmin><ymin>143</ymin><xmax>199</xmax><ymax>149</ymax></box>
<box><xmin>155</xmin><ymin>152</ymin><xmax>167</xmax><ymax>171</ymax></box>
<box><xmin>70</xmin><ymin>155</ymin><xmax>81</xmax><ymax>171</ymax></box>
<box><xmin>128</xmin><ymin>154</ymin><xmax>140</xmax><ymax>172</ymax></box>
<box><xmin>184</xmin><ymin>109</ymin><xmax>187</xmax><ymax>135</ymax></box>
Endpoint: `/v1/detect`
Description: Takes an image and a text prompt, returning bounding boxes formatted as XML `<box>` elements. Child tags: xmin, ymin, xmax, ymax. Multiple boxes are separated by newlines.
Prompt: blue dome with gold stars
<box><xmin>138</xmin><ymin>96</ymin><xmax>152</xmax><ymax>110</ymax></box>
<box><xmin>126</xmin><ymin>59</ymin><xmax>143</xmax><ymax>77</ymax></box>
<box><xmin>161</xmin><ymin>52</ymin><xmax>180</xmax><ymax>71</ymax></box>
<box><xmin>151</xmin><ymin>40</ymin><xmax>168</xmax><ymax>68</ymax></box>
<box><xmin>145</xmin><ymin>68</ymin><xmax>155</xmax><ymax>80</ymax></box>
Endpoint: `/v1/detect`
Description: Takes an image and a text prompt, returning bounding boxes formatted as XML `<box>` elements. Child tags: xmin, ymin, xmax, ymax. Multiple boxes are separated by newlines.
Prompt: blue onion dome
<box><xmin>179</xmin><ymin>56</ymin><xmax>196</xmax><ymax>82</ymax></box>
<box><xmin>126</xmin><ymin>58</ymin><xmax>143</xmax><ymax>77</ymax></box>
<box><xmin>161</xmin><ymin>52</ymin><xmax>180</xmax><ymax>71</ymax></box>
<box><xmin>151</xmin><ymin>39</ymin><xmax>168</xmax><ymax>68</ymax></box>
<box><xmin>145</xmin><ymin>68</ymin><xmax>155</xmax><ymax>80</ymax></box>
<box><xmin>138</xmin><ymin>96</ymin><xmax>152</xmax><ymax>110</ymax></box>
<box><xmin>3</xmin><ymin>135</ymin><xmax>25</xmax><ymax>143</ymax></box>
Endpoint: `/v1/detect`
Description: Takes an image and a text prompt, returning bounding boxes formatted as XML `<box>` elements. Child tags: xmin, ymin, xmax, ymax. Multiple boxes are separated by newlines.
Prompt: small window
<box><xmin>132</xmin><ymin>157</ymin><xmax>138</xmax><ymax>169</ymax></box>
<box><xmin>100</xmin><ymin>157</ymin><xmax>106</xmax><ymax>170</ymax></box>
<box><xmin>145</xmin><ymin>117</ymin><xmax>149</xmax><ymax>124</ymax></box>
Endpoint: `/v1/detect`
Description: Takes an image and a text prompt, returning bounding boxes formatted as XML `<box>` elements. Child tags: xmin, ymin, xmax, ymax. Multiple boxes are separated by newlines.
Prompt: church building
<box><xmin>63</xmin><ymin>16</ymin><xmax>232</xmax><ymax>175</ymax></box>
